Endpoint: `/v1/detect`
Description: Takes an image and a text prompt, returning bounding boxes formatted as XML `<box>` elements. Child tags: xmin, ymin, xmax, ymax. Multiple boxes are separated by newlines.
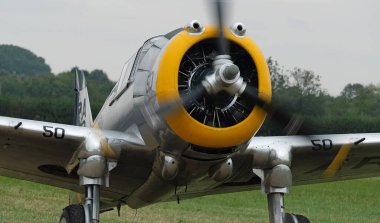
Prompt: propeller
<box><xmin>140</xmin><ymin>0</ymin><xmax>308</xmax><ymax>137</ymax></box>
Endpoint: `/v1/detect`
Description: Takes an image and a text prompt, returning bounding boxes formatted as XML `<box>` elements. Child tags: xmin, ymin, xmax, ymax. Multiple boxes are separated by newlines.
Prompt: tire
<box><xmin>284</xmin><ymin>213</ymin><xmax>311</xmax><ymax>223</ymax></box>
<box><xmin>295</xmin><ymin>214</ymin><xmax>311</xmax><ymax>223</ymax></box>
<box><xmin>284</xmin><ymin>213</ymin><xmax>297</xmax><ymax>223</ymax></box>
<box><xmin>59</xmin><ymin>204</ymin><xmax>85</xmax><ymax>223</ymax></box>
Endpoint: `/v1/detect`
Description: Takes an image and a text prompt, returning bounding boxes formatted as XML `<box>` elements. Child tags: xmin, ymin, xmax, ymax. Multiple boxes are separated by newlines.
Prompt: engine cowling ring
<box><xmin>156</xmin><ymin>25</ymin><xmax>271</xmax><ymax>148</ymax></box>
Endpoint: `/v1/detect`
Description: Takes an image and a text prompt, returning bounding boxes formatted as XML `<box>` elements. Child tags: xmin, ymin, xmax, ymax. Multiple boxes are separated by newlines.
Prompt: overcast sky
<box><xmin>0</xmin><ymin>0</ymin><xmax>379</xmax><ymax>95</ymax></box>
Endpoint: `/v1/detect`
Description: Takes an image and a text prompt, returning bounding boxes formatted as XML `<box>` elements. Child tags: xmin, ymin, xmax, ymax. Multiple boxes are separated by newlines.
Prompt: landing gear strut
<box><xmin>61</xmin><ymin>155</ymin><xmax>116</xmax><ymax>223</ymax></box>
<box><xmin>251</xmin><ymin>145</ymin><xmax>310</xmax><ymax>223</ymax></box>
<box><xmin>256</xmin><ymin>165</ymin><xmax>310</xmax><ymax>223</ymax></box>
<box><xmin>267</xmin><ymin>192</ymin><xmax>285</xmax><ymax>223</ymax></box>
<box><xmin>83</xmin><ymin>184</ymin><xmax>101</xmax><ymax>223</ymax></box>
<box><xmin>254</xmin><ymin>164</ymin><xmax>292</xmax><ymax>223</ymax></box>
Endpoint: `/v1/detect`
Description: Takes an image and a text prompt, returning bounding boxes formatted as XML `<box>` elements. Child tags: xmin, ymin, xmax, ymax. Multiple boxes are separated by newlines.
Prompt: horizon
<box><xmin>1</xmin><ymin>42</ymin><xmax>378</xmax><ymax>97</ymax></box>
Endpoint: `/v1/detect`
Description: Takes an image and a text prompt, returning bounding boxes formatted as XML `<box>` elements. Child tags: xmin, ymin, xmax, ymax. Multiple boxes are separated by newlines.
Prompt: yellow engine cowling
<box><xmin>156</xmin><ymin>25</ymin><xmax>271</xmax><ymax>148</ymax></box>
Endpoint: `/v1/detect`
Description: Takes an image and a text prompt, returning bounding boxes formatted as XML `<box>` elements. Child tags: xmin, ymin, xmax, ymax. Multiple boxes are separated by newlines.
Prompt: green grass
<box><xmin>1</xmin><ymin>176</ymin><xmax>380</xmax><ymax>222</ymax></box>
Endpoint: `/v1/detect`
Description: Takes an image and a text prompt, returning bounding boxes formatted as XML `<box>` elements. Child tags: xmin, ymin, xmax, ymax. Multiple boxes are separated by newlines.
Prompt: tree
<box><xmin>0</xmin><ymin>45</ymin><xmax>51</xmax><ymax>75</ymax></box>
<box><xmin>288</xmin><ymin>67</ymin><xmax>323</xmax><ymax>96</ymax></box>
<box><xmin>267</xmin><ymin>57</ymin><xmax>288</xmax><ymax>93</ymax></box>
<box><xmin>338</xmin><ymin>83</ymin><xmax>380</xmax><ymax>117</ymax></box>
<box><xmin>340</xmin><ymin>83</ymin><xmax>365</xmax><ymax>100</ymax></box>
<box><xmin>70</xmin><ymin>67</ymin><xmax>109</xmax><ymax>81</ymax></box>
<box><xmin>89</xmin><ymin>69</ymin><xmax>109</xmax><ymax>81</ymax></box>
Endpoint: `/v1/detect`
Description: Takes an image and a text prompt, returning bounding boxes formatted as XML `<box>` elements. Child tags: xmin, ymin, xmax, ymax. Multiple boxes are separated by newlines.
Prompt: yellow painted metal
<box><xmin>323</xmin><ymin>143</ymin><xmax>354</xmax><ymax>178</ymax></box>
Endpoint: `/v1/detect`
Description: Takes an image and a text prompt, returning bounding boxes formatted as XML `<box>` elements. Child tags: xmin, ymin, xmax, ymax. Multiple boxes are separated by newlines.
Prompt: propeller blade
<box><xmin>213</xmin><ymin>0</ymin><xmax>229</xmax><ymax>55</ymax></box>
<box><xmin>156</xmin><ymin>84</ymin><xmax>207</xmax><ymax>116</ymax></box>
<box><xmin>243</xmin><ymin>85</ymin><xmax>308</xmax><ymax>135</ymax></box>
<box><xmin>135</xmin><ymin>84</ymin><xmax>208</xmax><ymax>130</ymax></box>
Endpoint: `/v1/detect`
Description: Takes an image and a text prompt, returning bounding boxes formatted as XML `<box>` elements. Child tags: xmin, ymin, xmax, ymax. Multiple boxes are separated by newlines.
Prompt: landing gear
<box><xmin>77</xmin><ymin>155</ymin><xmax>116</xmax><ymax>223</ymax></box>
<box><xmin>258</xmin><ymin>165</ymin><xmax>311</xmax><ymax>223</ymax></box>
<box><xmin>60</xmin><ymin>204</ymin><xmax>85</xmax><ymax>223</ymax></box>
<box><xmin>251</xmin><ymin>145</ymin><xmax>310</xmax><ymax>223</ymax></box>
<box><xmin>61</xmin><ymin>154</ymin><xmax>117</xmax><ymax>223</ymax></box>
<box><xmin>82</xmin><ymin>184</ymin><xmax>101</xmax><ymax>223</ymax></box>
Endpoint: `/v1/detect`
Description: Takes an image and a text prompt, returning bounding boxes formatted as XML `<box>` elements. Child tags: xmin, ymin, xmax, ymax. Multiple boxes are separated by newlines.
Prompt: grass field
<box><xmin>1</xmin><ymin>176</ymin><xmax>380</xmax><ymax>223</ymax></box>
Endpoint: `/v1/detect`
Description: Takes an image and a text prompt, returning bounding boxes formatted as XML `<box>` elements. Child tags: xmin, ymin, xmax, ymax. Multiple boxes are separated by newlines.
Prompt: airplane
<box><xmin>1</xmin><ymin>1</ymin><xmax>379</xmax><ymax>223</ymax></box>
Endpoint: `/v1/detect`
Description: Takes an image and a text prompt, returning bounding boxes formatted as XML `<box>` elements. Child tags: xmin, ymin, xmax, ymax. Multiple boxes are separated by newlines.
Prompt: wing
<box><xmin>169</xmin><ymin>133</ymin><xmax>380</xmax><ymax>200</ymax></box>
<box><xmin>0</xmin><ymin>116</ymin><xmax>82</xmax><ymax>191</ymax></box>
<box><xmin>0</xmin><ymin>116</ymin><xmax>144</xmax><ymax>199</ymax></box>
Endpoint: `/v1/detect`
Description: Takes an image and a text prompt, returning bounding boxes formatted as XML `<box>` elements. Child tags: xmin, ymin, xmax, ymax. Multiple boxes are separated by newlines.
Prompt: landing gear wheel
<box><xmin>60</xmin><ymin>204</ymin><xmax>85</xmax><ymax>223</ymax></box>
<box><xmin>284</xmin><ymin>213</ymin><xmax>310</xmax><ymax>223</ymax></box>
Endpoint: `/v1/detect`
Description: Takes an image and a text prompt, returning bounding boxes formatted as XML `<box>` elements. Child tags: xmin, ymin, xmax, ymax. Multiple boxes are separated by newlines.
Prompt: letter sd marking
<box><xmin>311</xmin><ymin>139</ymin><xmax>333</xmax><ymax>151</ymax></box>
<box><xmin>42</xmin><ymin>125</ymin><xmax>65</xmax><ymax>139</ymax></box>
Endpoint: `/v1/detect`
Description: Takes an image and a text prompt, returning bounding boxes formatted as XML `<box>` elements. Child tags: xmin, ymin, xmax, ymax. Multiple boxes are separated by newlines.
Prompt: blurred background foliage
<box><xmin>1</xmin><ymin>45</ymin><xmax>380</xmax><ymax>136</ymax></box>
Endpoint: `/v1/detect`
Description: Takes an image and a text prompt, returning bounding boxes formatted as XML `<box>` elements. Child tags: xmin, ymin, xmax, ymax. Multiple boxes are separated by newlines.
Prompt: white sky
<box><xmin>0</xmin><ymin>0</ymin><xmax>379</xmax><ymax>95</ymax></box>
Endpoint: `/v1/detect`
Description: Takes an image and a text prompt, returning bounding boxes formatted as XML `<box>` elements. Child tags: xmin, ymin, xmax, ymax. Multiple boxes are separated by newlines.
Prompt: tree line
<box><xmin>1</xmin><ymin>59</ymin><xmax>379</xmax><ymax>136</ymax></box>
<box><xmin>0</xmin><ymin>43</ymin><xmax>114</xmax><ymax>124</ymax></box>
<box><xmin>0</xmin><ymin>44</ymin><xmax>379</xmax><ymax>135</ymax></box>
<box><xmin>0</xmin><ymin>69</ymin><xmax>113</xmax><ymax>124</ymax></box>
<box><xmin>259</xmin><ymin>58</ymin><xmax>380</xmax><ymax>136</ymax></box>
